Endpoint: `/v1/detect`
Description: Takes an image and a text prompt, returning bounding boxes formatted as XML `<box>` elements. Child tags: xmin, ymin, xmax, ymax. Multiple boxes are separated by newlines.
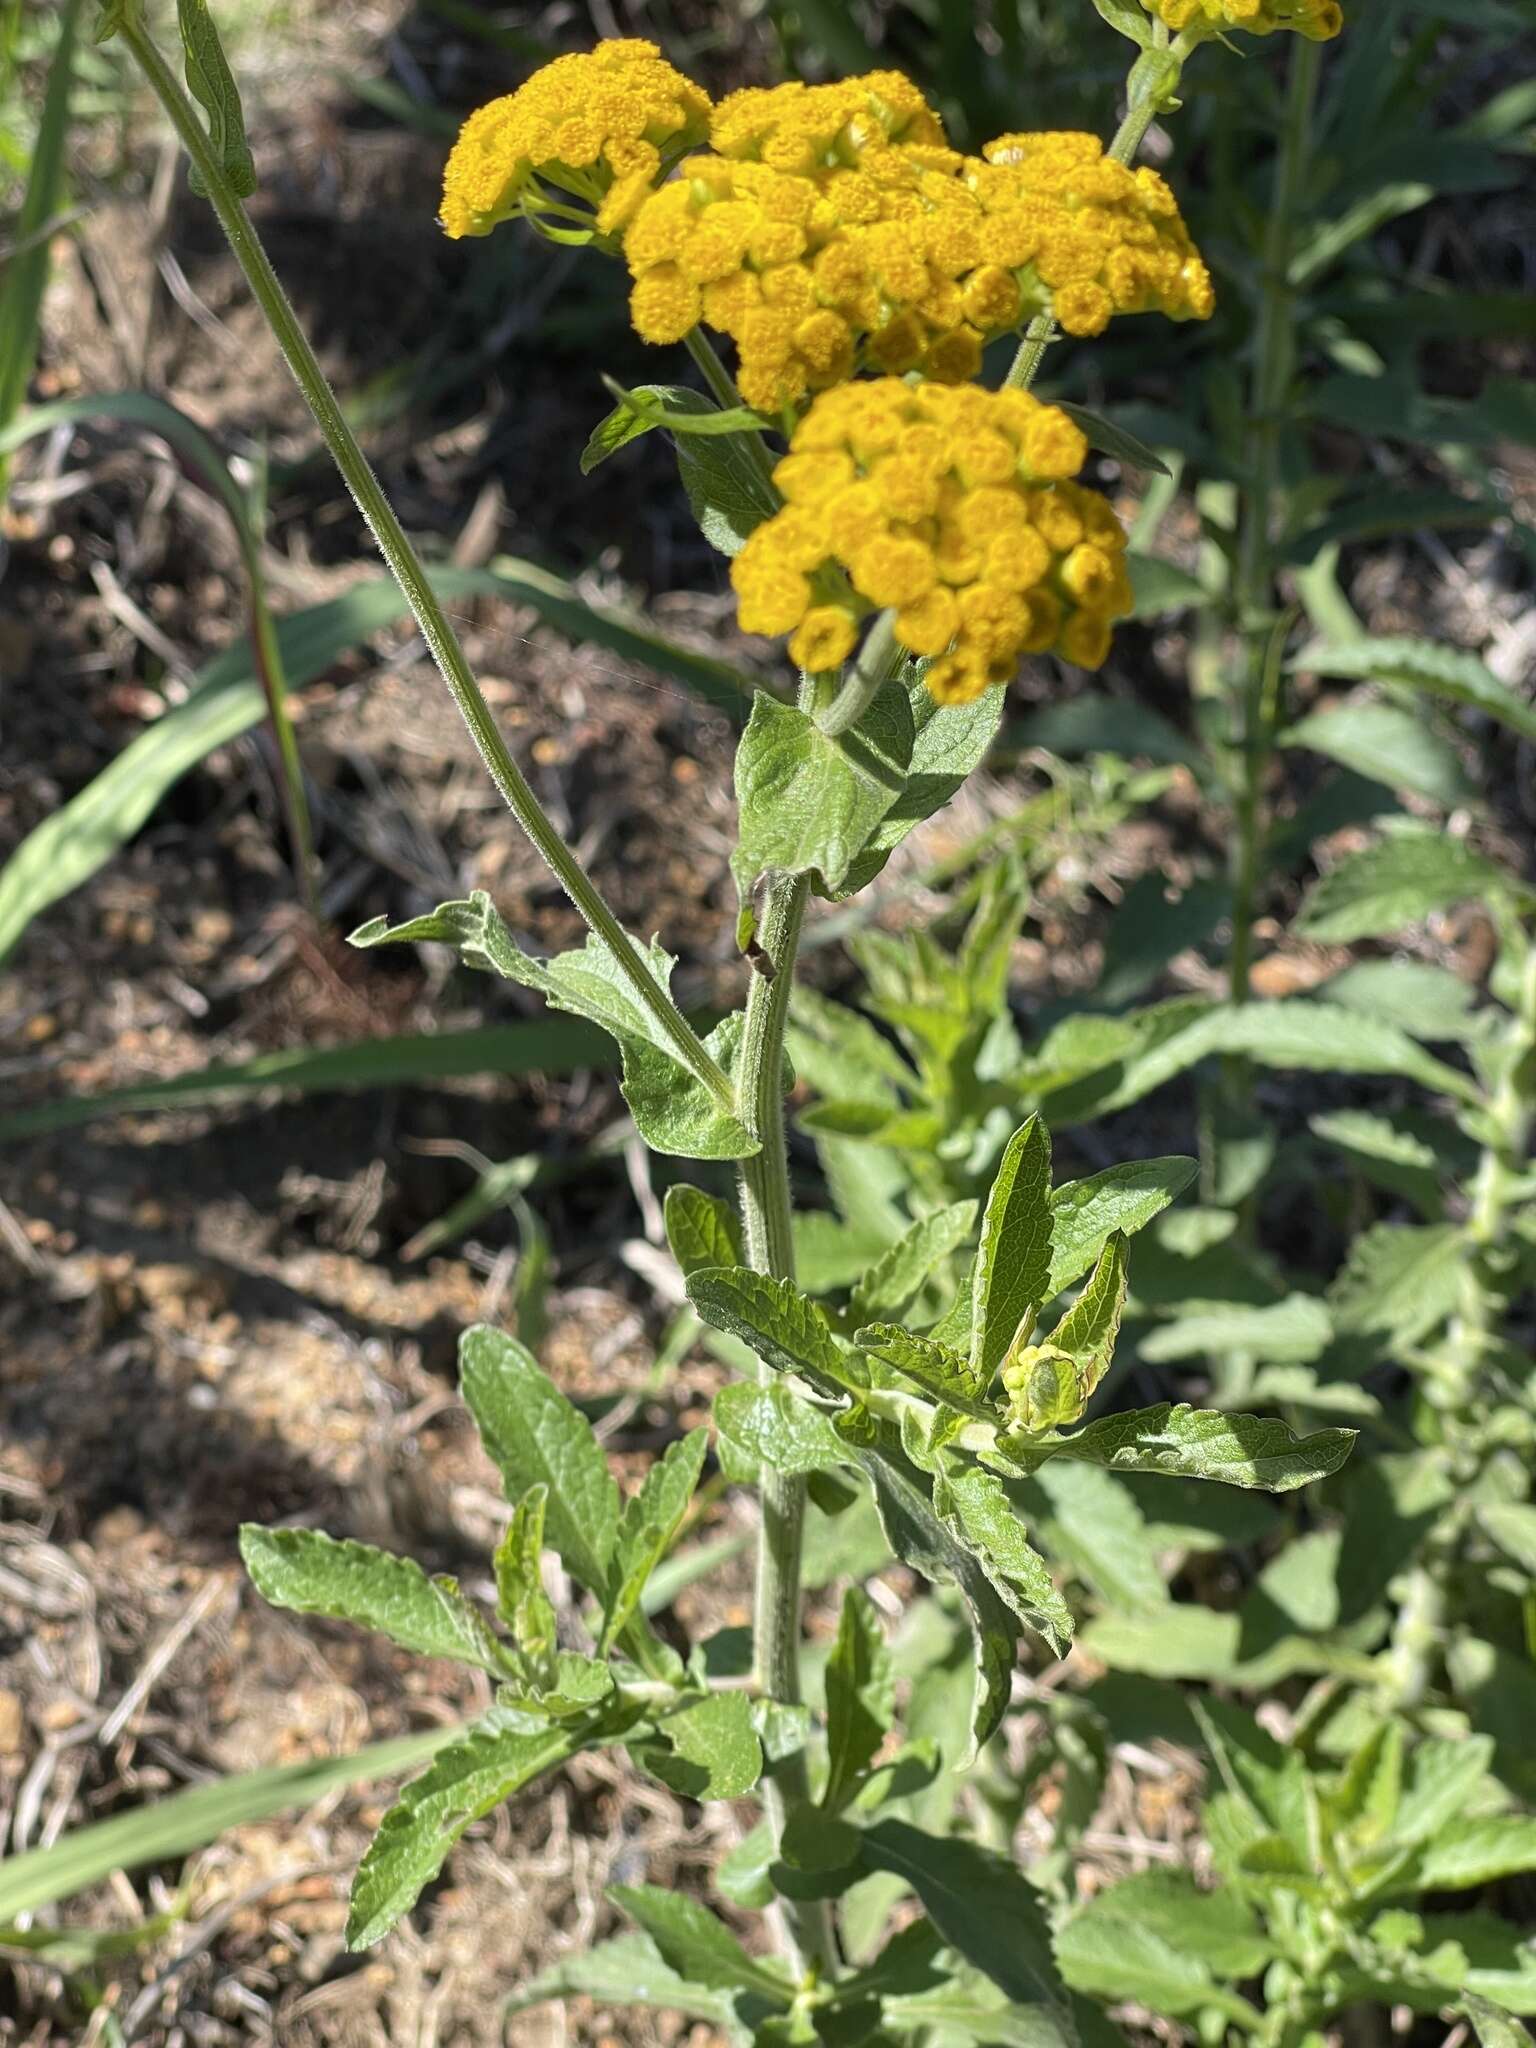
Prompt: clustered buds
<box><xmin>439</xmin><ymin>39</ymin><xmax>709</xmax><ymax>242</ymax></box>
<box><xmin>1140</xmin><ymin>0</ymin><xmax>1342</xmax><ymax>37</ymax></box>
<box><xmin>731</xmin><ymin>380</ymin><xmax>1134</xmax><ymax>700</ymax></box>
<box><xmin>438</xmin><ymin>30</ymin><xmax>1326</xmax><ymax>701</ymax></box>
<box><xmin>624</xmin><ymin>86</ymin><xmax>1212</xmax><ymax>414</ymax></box>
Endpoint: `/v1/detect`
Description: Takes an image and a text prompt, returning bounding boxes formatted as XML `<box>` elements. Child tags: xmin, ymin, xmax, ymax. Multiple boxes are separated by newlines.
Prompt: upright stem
<box><xmin>243</xmin><ymin>548</ymin><xmax>320</xmax><ymax>925</ymax></box>
<box><xmin>817</xmin><ymin>611</ymin><xmax>900</xmax><ymax>739</ymax></box>
<box><xmin>123</xmin><ymin>14</ymin><xmax>732</xmax><ymax>1115</ymax></box>
<box><xmin>735</xmin><ymin>870</ymin><xmax>836</xmax><ymax>1975</ymax></box>
<box><xmin>683</xmin><ymin>327</ymin><xmax>782</xmax><ymax>502</ymax></box>
<box><xmin>1004</xmin><ymin>34</ymin><xmax>1189</xmax><ymax>393</ymax></box>
<box><xmin>1227</xmin><ymin>37</ymin><xmax>1320</xmax><ymax>1000</ymax></box>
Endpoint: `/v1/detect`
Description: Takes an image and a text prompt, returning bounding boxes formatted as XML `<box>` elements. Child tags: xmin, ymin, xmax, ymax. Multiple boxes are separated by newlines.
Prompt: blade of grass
<box><xmin>0</xmin><ymin>558</ymin><xmax>755</xmax><ymax>966</ymax></box>
<box><xmin>0</xmin><ymin>1021</ymin><xmax>616</xmax><ymax>1143</ymax></box>
<box><xmin>0</xmin><ymin>0</ymin><xmax>80</xmax><ymax>492</ymax></box>
<box><xmin>0</xmin><ymin>1727</ymin><xmax>452</xmax><ymax>1920</ymax></box>
<box><xmin>0</xmin><ymin>391</ymin><xmax>318</xmax><ymax>914</ymax></box>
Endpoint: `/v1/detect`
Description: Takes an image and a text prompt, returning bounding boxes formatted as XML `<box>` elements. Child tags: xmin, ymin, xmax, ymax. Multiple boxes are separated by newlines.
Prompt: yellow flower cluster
<box><xmin>440</xmin><ymin>40</ymin><xmax>709</xmax><ymax>243</ymax></box>
<box><xmin>731</xmin><ymin>380</ymin><xmax>1134</xmax><ymax>702</ymax></box>
<box><xmin>623</xmin><ymin>79</ymin><xmax>1212</xmax><ymax>412</ymax></box>
<box><xmin>1141</xmin><ymin>0</ymin><xmax>1342</xmax><ymax>35</ymax></box>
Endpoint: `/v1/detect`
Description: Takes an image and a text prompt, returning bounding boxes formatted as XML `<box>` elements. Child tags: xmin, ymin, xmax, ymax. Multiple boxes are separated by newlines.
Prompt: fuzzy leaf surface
<box><xmin>713</xmin><ymin>1380</ymin><xmax>852</xmax><ymax>1479</ymax></box>
<box><xmin>601</xmin><ymin>1429</ymin><xmax>708</xmax><ymax>1651</ymax></box>
<box><xmin>972</xmin><ymin>1117</ymin><xmax>1053</xmax><ymax>1389</ymax></box>
<box><xmin>1045</xmin><ymin>1158</ymin><xmax>1198</xmax><ymax>1296</ymax></box>
<box><xmin>823</xmin><ymin>1587</ymin><xmax>896</xmax><ymax>1814</ymax></box>
<box><xmin>1005</xmin><ymin>1403</ymin><xmax>1355</xmax><ymax>1492</ymax></box>
<box><xmin>348</xmin><ymin>1711</ymin><xmax>580</xmax><ymax>1946</ymax></box>
<box><xmin>240</xmin><ymin>1527</ymin><xmax>510</xmax><ymax>1675</ymax></box>
<box><xmin>459</xmin><ymin>1325</ymin><xmax>620</xmax><ymax>1594</ymax></box>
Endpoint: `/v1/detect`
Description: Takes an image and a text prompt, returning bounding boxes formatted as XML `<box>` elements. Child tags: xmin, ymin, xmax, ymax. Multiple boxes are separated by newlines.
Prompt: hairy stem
<box><xmin>735</xmin><ymin>871</ymin><xmax>837</xmax><ymax>1975</ymax></box>
<box><xmin>817</xmin><ymin>611</ymin><xmax>900</xmax><ymax>739</ymax></box>
<box><xmin>124</xmin><ymin>13</ymin><xmax>732</xmax><ymax>1114</ymax></box>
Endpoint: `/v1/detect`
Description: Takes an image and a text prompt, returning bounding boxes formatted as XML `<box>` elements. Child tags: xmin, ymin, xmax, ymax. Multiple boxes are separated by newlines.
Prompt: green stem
<box><xmin>1003</xmin><ymin>36</ymin><xmax>1190</xmax><ymax>393</ymax></box>
<box><xmin>1227</xmin><ymin>36</ymin><xmax>1320</xmax><ymax>1000</ymax></box>
<box><xmin>817</xmin><ymin>611</ymin><xmax>900</xmax><ymax>739</ymax></box>
<box><xmin>735</xmin><ymin>870</ymin><xmax>836</xmax><ymax>1976</ymax></box>
<box><xmin>683</xmin><ymin>326</ymin><xmax>782</xmax><ymax>501</ymax></box>
<box><xmin>124</xmin><ymin>12</ymin><xmax>731</xmax><ymax>1115</ymax></box>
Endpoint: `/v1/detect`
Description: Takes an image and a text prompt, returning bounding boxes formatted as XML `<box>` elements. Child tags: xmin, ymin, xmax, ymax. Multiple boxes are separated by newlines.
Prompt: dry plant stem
<box><xmin>736</xmin><ymin>869</ymin><xmax>838</xmax><ymax>1975</ymax></box>
<box><xmin>1228</xmin><ymin>35</ymin><xmax>1321</xmax><ymax>1000</ymax></box>
<box><xmin>123</xmin><ymin>15</ymin><xmax>732</xmax><ymax>1115</ymax></box>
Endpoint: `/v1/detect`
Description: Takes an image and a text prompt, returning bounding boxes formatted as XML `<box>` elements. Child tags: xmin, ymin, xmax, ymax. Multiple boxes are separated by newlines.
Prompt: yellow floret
<box><xmin>790</xmin><ymin>605</ymin><xmax>860</xmax><ymax>672</ymax></box>
<box><xmin>1140</xmin><ymin>0</ymin><xmax>1341</xmax><ymax>35</ymax></box>
<box><xmin>726</xmin><ymin>379</ymin><xmax>1132</xmax><ymax>701</ymax></box>
<box><xmin>441</xmin><ymin>41</ymin><xmax>710</xmax><ymax>241</ymax></box>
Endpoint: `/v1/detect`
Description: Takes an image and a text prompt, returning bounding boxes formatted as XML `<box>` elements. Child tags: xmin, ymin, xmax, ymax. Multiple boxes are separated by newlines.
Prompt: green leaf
<box><xmin>514</xmin><ymin>1931</ymin><xmax>745</xmax><ymax>2032</ymax></box>
<box><xmin>240</xmin><ymin>1526</ymin><xmax>512</xmax><ymax>1676</ymax></box>
<box><xmin>493</xmin><ymin>1487</ymin><xmax>555</xmax><ymax>1658</ymax></box>
<box><xmin>1046</xmin><ymin>1233</ymin><xmax>1128</xmax><ymax>1403</ymax></box>
<box><xmin>1322</xmin><ymin>960</ymin><xmax>1486</xmax><ymax>1045</ymax></box>
<box><xmin>731</xmin><ymin>688</ymin><xmax>914</xmax><ymax>911</ymax></box>
<box><xmin>854</xmin><ymin>1326</ymin><xmax>993</xmax><ymax>1420</ymax></box>
<box><xmin>838</xmin><ymin>678</ymin><xmax>1005</xmax><ymax>895</ymax></box>
<box><xmin>859</xmin><ymin>1820</ymin><xmax>1072</xmax><ymax>2023</ymax></box>
<box><xmin>459</xmin><ymin>1325</ymin><xmax>619</xmax><ymax>1594</ymax></box>
<box><xmin>1392</xmin><ymin>1738</ymin><xmax>1497</xmax><ymax>1849</ymax></box>
<box><xmin>0</xmin><ymin>557</ymin><xmax>748</xmax><ymax>970</ymax></box>
<box><xmin>1086</xmin><ymin>0</ymin><xmax>1153</xmax><ymax>43</ymax></box>
<box><xmin>348</xmin><ymin>1710</ymin><xmax>579</xmax><ymax>1946</ymax></box>
<box><xmin>1463</xmin><ymin>1995</ymin><xmax>1534</xmax><ymax>2048</ymax></box>
<box><xmin>1046</xmin><ymin>1158</ymin><xmax>1199</xmax><ymax>1296</ymax></box>
<box><xmin>1056</xmin><ymin>1880</ymin><xmax>1266</xmax><ymax>2024</ymax></box>
<box><xmin>0</xmin><ymin>1726</ymin><xmax>451</xmax><ymax>1921</ymax></box>
<box><xmin>1126</xmin><ymin>553</ymin><xmax>1211</xmax><ymax>618</ymax></box>
<box><xmin>1416</xmin><ymin>1820</ymin><xmax>1536</xmax><ymax>1892</ymax></box>
<box><xmin>971</xmin><ymin>1118</ymin><xmax>1053</xmax><ymax>1391</ymax></box>
<box><xmin>1479</xmin><ymin>1504</ymin><xmax>1536</xmax><ymax>1579</ymax></box>
<box><xmin>1010</xmin><ymin>1403</ymin><xmax>1355</xmax><ymax>1492</ymax></box>
<box><xmin>601</xmin><ymin>1429</ymin><xmax>708</xmax><ymax>1652</ymax></box>
<box><xmin>1298</xmin><ymin>833</ymin><xmax>1515</xmax><ymax>943</ymax></box>
<box><xmin>1310</xmin><ymin>1108</ymin><xmax>1452</xmax><ymax>1215</ymax></box>
<box><xmin>609</xmin><ymin>1885</ymin><xmax>794</xmax><ymax>2000</ymax></box>
<box><xmin>0</xmin><ymin>0</ymin><xmax>82</xmax><ymax>485</ymax></box>
<box><xmin>351</xmin><ymin>894</ymin><xmax>755</xmax><ymax>1161</ymax></box>
<box><xmin>849</xmin><ymin>1201</ymin><xmax>978</xmax><ymax>1325</ymax></box>
<box><xmin>1056</xmin><ymin>403</ymin><xmax>1169</xmax><ymax>475</ymax></box>
<box><xmin>1026</xmin><ymin>1462</ymin><xmax>1167</xmax><ymax>1615</ymax></box>
<box><xmin>686</xmin><ymin>1268</ymin><xmax>856</xmax><ymax>1397</ymax></box>
<box><xmin>1328</xmin><ymin>1222</ymin><xmax>1465</xmax><ymax>1347</ymax></box>
<box><xmin>856</xmin><ymin>1449</ymin><xmax>1016</xmax><ymax>1760</ymax></box>
<box><xmin>931</xmin><ymin>1467</ymin><xmax>1074</xmax><ymax>1656</ymax></box>
<box><xmin>646</xmin><ymin>1690</ymin><xmax>764</xmax><ymax>1800</ymax></box>
<box><xmin>583</xmin><ymin>381</ymin><xmax>769</xmax><ymax>474</ymax></box>
<box><xmin>1295</xmin><ymin>636</ymin><xmax>1536</xmax><ymax>744</ymax></box>
<box><xmin>664</xmin><ymin>1186</ymin><xmax>744</xmax><ymax>1279</ymax></box>
<box><xmin>1139</xmin><ymin>1294</ymin><xmax>1333</xmax><ymax>1366</ymax></box>
<box><xmin>714</xmin><ymin>1381</ymin><xmax>853</xmax><ymax>1479</ymax></box>
<box><xmin>824</xmin><ymin>1588</ymin><xmax>896</xmax><ymax>1814</ymax></box>
<box><xmin>177</xmin><ymin>0</ymin><xmax>257</xmax><ymax>198</ymax></box>
<box><xmin>1282</xmin><ymin>701</ymin><xmax>1475</xmax><ymax>806</ymax></box>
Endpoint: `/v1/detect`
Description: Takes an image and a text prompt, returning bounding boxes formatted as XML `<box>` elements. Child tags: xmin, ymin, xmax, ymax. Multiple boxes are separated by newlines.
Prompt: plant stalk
<box><xmin>1004</xmin><ymin>34</ymin><xmax>1187</xmax><ymax>392</ymax></box>
<box><xmin>817</xmin><ymin>610</ymin><xmax>900</xmax><ymax>739</ymax></box>
<box><xmin>124</xmin><ymin>12</ymin><xmax>732</xmax><ymax>1115</ymax></box>
<box><xmin>735</xmin><ymin>869</ymin><xmax>837</xmax><ymax>1975</ymax></box>
<box><xmin>1227</xmin><ymin>36</ymin><xmax>1321</xmax><ymax>1000</ymax></box>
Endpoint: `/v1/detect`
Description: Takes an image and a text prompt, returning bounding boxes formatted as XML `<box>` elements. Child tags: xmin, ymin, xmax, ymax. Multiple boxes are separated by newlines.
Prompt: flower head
<box><xmin>624</xmin><ymin>110</ymin><xmax>1212</xmax><ymax>410</ymax></box>
<box><xmin>969</xmin><ymin>133</ymin><xmax>1215</xmax><ymax>337</ymax></box>
<box><xmin>441</xmin><ymin>41</ymin><xmax>710</xmax><ymax>242</ymax></box>
<box><xmin>731</xmin><ymin>379</ymin><xmax>1133</xmax><ymax>699</ymax></box>
<box><xmin>1140</xmin><ymin>0</ymin><xmax>1342</xmax><ymax>36</ymax></box>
